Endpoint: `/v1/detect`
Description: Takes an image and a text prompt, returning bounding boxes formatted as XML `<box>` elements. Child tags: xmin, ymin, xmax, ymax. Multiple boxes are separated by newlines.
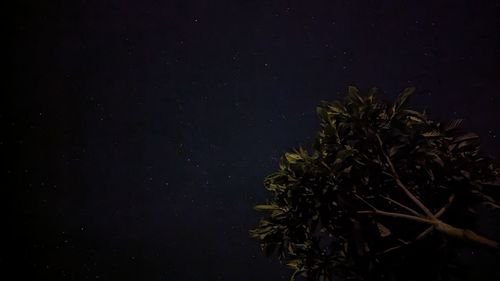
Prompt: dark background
<box><xmin>6</xmin><ymin>1</ymin><xmax>500</xmax><ymax>280</ymax></box>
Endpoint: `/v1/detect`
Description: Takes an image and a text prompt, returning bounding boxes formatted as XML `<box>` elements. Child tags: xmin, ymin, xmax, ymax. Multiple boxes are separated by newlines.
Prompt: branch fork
<box><xmin>356</xmin><ymin>135</ymin><xmax>500</xmax><ymax>250</ymax></box>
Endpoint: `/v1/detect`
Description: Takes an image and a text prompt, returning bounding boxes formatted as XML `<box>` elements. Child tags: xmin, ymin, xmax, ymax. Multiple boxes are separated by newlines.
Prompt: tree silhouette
<box><xmin>250</xmin><ymin>87</ymin><xmax>500</xmax><ymax>281</ymax></box>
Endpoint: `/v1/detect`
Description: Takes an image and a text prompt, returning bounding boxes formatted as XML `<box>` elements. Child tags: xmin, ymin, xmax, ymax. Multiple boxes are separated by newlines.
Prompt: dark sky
<box><xmin>7</xmin><ymin>1</ymin><xmax>500</xmax><ymax>280</ymax></box>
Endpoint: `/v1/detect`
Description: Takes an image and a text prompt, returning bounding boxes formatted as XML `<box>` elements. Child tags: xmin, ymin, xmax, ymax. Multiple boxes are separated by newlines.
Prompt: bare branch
<box><xmin>483</xmin><ymin>201</ymin><xmax>500</xmax><ymax>209</ymax></box>
<box><xmin>412</xmin><ymin>195</ymin><xmax>455</xmax><ymax>242</ymax></box>
<box><xmin>435</xmin><ymin>221</ymin><xmax>499</xmax><ymax>249</ymax></box>
<box><xmin>435</xmin><ymin>194</ymin><xmax>455</xmax><ymax>218</ymax></box>
<box><xmin>415</xmin><ymin>226</ymin><xmax>434</xmax><ymax>241</ymax></box>
<box><xmin>354</xmin><ymin>193</ymin><xmax>377</xmax><ymax>210</ymax></box>
<box><xmin>375</xmin><ymin>134</ymin><xmax>434</xmax><ymax>218</ymax></box>
<box><xmin>381</xmin><ymin>195</ymin><xmax>422</xmax><ymax>216</ymax></box>
<box><xmin>357</xmin><ymin>210</ymin><xmax>434</xmax><ymax>224</ymax></box>
<box><xmin>379</xmin><ymin>244</ymin><xmax>403</xmax><ymax>255</ymax></box>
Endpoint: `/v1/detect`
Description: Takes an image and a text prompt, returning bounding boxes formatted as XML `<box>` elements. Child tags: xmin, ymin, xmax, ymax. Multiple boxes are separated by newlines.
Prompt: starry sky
<box><xmin>7</xmin><ymin>1</ymin><xmax>500</xmax><ymax>280</ymax></box>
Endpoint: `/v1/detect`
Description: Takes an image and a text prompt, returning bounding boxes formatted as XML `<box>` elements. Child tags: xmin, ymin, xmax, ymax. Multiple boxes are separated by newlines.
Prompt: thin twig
<box><xmin>379</xmin><ymin>245</ymin><xmax>403</xmax><ymax>255</ymax></box>
<box><xmin>483</xmin><ymin>201</ymin><xmax>500</xmax><ymax>209</ymax></box>
<box><xmin>379</xmin><ymin>226</ymin><xmax>434</xmax><ymax>255</ymax></box>
<box><xmin>354</xmin><ymin>193</ymin><xmax>377</xmax><ymax>210</ymax></box>
<box><xmin>415</xmin><ymin>226</ymin><xmax>434</xmax><ymax>240</ymax></box>
<box><xmin>435</xmin><ymin>194</ymin><xmax>455</xmax><ymax>218</ymax></box>
<box><xmin>479</xmin><ymin>181</ymin><xmax>500</xmax><ymax>187</ymax></box>
<box><xmin>381</xmin><ymin>195</ymin><xmax>422</xmax><ymax>216</ymax></box>
<box><xmin>357</xmin><ymin>210</ymin><xmax>434</xmax><ymax>224</ymax></box>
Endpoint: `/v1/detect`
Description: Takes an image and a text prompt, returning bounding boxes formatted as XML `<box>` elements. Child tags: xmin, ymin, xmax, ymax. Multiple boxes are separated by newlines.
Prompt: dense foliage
<box><xmin>250</xmin><ymin>87</ymin><xmax>499</xmax><ymax>281</ymax></box>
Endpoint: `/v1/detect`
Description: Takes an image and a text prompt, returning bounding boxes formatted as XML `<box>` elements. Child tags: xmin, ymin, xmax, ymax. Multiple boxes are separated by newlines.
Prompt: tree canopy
<box><xmin>250</xmin><ymin>87</ymin><xmax>500</xmax><ymax>281</ymax></box>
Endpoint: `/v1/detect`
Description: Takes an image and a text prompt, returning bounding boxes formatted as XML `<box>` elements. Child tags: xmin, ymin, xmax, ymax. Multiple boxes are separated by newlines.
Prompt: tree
<box><xmin>250</xmin><ymin>87</ymin><xmax>500</xmax><ymax>281</ymax></box>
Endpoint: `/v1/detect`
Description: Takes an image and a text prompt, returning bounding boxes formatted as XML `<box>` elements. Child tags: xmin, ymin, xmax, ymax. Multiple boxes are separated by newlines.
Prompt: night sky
<box><xmin>7</xmin><ymin>1</ymin><xmax>500</xmax><ymax>280</ymax></box>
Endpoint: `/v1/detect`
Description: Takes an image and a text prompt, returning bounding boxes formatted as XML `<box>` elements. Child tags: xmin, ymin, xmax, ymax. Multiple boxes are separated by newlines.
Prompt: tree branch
<box><xmin>415</xmin><ymin>226</ymin><xmax>434</xmax><ymax>241</ymax></box>
<box><xmin>375</xmin><ymin>134</ymin><xmax>434</xmax><ymax>218</ymax></box>
<box><xmin>435</xmin><ymin>194</ymin><xmax>455</xmax><ymax>218</ymax></box>
<box><xmin>358</xmin><ymin>208</ymin><xmax>500</xmax><ymax>250</ymax></box>
<box><xmin>412</xmin><ymin>196</ymin><xmax>456</xmax><ymax>243</ymax></box>
<box><xmin>354</xmin><ymin>193</ymin><xmax>377</xmax><ymax>210</ymax></box>
<box><xmin>358</xmin><ymin>135</ymin><xmax>499</xmax><ymax>250</ymax></box>
<box><xmin>381</xmin><ymin>195</ymin><xmax>422</xmax><ymax>217</ymax></box>
<box><xmin>357</xmin><ymin>210</ymin><xmax>434</xmax><ymax>224</ymax></box>
<box><xmin>435</xmin><ymin>221</ymin><xmax>499</xmax><ymax>249</ymax></box>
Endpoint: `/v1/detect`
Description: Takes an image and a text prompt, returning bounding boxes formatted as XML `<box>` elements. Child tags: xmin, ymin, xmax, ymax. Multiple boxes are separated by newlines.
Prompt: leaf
<box><xmin>286</xmin><ymin>259</ymin><xmax>301</xmax><ymax>270</ymax></box>
<box><xmin>342</xmin><ymin>165</ymin><xmax>353</xmax><ymax>174</ymax></box>
<box><xmin>389</xmin><ymin>145</ymin><xmax>405</xmax><ymax>157</ymax></box>
<box><xmin>426</xmin><ymin>151</ymin><xmax>444</xmax><ymax>167</ymax></box>
<box><xmin>457</xmin><ymin>140</ymin><xmax>476</xmax><ymax>150</ymax></box>
<box><xmin>459</xmin><ymin>170</ymin><xmax>471</xmax><ymax>180</ymax></box>
<box><xmin>452</xmin><ymin>132</ymin><xmax>479</xmax><ymax>144</ymax></box>
<box><xmin>422</xmin><ymin>130</ymin><xmax>441</xmax><ymax>138</ymax></box>
<box><xmin>254</xmin><ymin>204</ymin><xmax>280</xmax><ymax>211</ymax></box>
<box><xmin>402</xmin><ymin>109</ymin><xmax>427</xmax><ymax>122</ymax></box>
<box><xmin>407</xmin><ymin>115</ymin><xmax>425</xmax><ymax>123</ymax></box>
<box><xmin>316</xmin><ymin>103</ymin><xmax>329</xmax><ymax>120</ymax></box>
<box><xmin>285</xmin><ymin>152</ymin><xmax>303</xmax><ymax>164</ymax></box>
<box><xmin>337</xmin><ymin>149</ymin><xmax>354</xmax><ymax>160</ymax></box>
<box><xmin>434</xmin><ymin>157</ymin><xmax>444</xmax><ymax>167</ymax></box>
<box><xmin>378</xmin><ymin>111</ymin><xmax>389</xmax><ymax>120</ymax></box>
<box><xmin>393</xmin><ymin>87</ymin><xmax>415</xmax><ymax>113</ymax></box>
<box><xmin>347</xmin><ymin>86</ymin><xmax>364</xmax><ymax>104</ymax></box>
<box><xmin>290</xmin><ymin>268</ymin><xmax>306</xmax><ymax>281</ymax></box>
<box><xmin>376</xmin><ymin>222</ymin><xmax>392</xmax><ymax>237</ymax></box>
<box><xmin>367</xmin><ymin>87</ymin><xmax>378</xmax><ymax>102</ymax></box>
<box><xmin>445</xmin><ymin>119</ymin><xmax>464</xmax><ymax>131</ymax></box>
<box><xmin>279</xmin><ymin>159</ymin><xmax>287</xmax><ymax>170</ymax></box>
<box><xmin>328</xmin><ymin>101</ymin><xmax>347</xmax><ymax>115</ymax></box>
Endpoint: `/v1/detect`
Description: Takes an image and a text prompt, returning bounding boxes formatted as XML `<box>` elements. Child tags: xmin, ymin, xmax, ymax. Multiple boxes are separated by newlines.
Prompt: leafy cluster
<box><xmin>250</xmin><ymin>87</ymin><xmax>499</xmax><ymax>281</ymax></box>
